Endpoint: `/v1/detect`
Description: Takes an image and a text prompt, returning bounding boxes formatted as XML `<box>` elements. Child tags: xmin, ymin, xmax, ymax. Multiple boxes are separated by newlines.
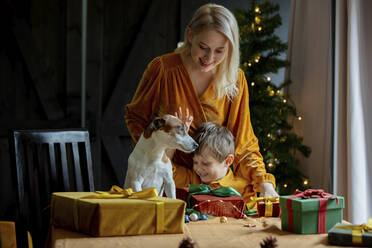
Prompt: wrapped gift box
<box><xmin>328</xmin><ymin>222</ymin><xmax>372</xmax><ymax>247</ymax></box>
<box><xmin>51</xmin><ymin>191</ymin><xmax>186</xmax><ymax>237</ymax></box>
<box><xmin>176</xmin><ymin>187</ymin><xmax>245</xmax><ymax>218</ymax></box>
<box><xmin>0</xmin><ymin>221</ymin><xmax>17</xmax><ymax>248</ymax></box>
<box><xmin>257</xmin><ymin>199</ymin><xmax>281</xmax><ymax>217</ymax></box>
<box><xmin>280</xmin><ymin>190</ymin><xmax>344</xmax><ymax>234</ymax></box>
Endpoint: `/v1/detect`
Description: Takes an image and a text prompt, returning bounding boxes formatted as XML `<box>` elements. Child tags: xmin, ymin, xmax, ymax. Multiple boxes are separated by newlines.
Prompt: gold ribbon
<box><xmin>248</xmin><ymin>196</ymin><xmax>279</xmax><ymax>214</ymax></box>
<box><xmin>79</xmin><ymin>186</ymin><xmax>165</xmax><ymax>233</ymax></box>
<box><xmin>155</xmin><ymin>202</ymin><xmax>165</xmax><ymax>233</ymax></box>
<box><xmin>264</xmin><ymin>200</ymin><xmax>273</xmax><ymax>217</ymax></box>
<box><xmin>335</xmin><ymin>218</ymin><xmax>372</xmax><ymax>244</ymax></box>
<box><xmin>82</xmin><ymin>185</ymin><xmax>158</xmax><ymax>199</ymax></box>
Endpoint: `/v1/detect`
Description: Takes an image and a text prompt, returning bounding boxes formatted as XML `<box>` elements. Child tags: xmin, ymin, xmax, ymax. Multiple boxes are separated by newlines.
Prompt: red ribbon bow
<box><xmin>293</xmin><ymin>189</ymin><xmax>339</xmax><ymax>203</ymax></box>
<box><xmin>287</xmin><ymin>189</ymin><xmax>339</xmax><ymax>233</ymax></box>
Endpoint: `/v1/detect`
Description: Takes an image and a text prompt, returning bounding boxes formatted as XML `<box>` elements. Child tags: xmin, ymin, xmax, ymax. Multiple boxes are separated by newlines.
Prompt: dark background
<box><xmin>0</xmin><ymin>0</ymin><xmax>290</xmax><ymax>220</ymax></box>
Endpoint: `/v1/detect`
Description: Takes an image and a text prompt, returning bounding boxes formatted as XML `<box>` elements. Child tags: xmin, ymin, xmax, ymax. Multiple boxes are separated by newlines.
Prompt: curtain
<box><xmin>335</xmin><ymin>0</ymin><xmax>372</xmax><ymax>224</ymax></box>
<box><xmin>288</xmin><ymin>0</ymin><xmax>372</xmax><ymax>223</ymax></box>
<box><xmin>286</xmin><ymin>0</ymin><xmax>333</xmax><ymax>193</ymax></box>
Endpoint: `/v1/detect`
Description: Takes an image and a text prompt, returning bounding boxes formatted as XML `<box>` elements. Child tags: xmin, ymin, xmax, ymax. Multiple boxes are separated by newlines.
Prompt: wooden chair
<box><xmin>8</xmin><ymin>129</ymin><xmax>95</xmax><ymax>248</ymax></box>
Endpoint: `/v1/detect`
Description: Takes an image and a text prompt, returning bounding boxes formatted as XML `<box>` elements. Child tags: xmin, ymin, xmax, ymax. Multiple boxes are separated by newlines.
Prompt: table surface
<box><xmin>51</xmin><ymin>217</ymin><xmax>353</xmax><ymax>248</ymax></box>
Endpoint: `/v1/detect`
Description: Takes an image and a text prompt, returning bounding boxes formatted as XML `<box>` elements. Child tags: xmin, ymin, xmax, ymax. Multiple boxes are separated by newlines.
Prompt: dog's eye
<box><xmin>177</xmin><ymin>125</ymin><xmax>185</xmax><ymax>132</ymax></box>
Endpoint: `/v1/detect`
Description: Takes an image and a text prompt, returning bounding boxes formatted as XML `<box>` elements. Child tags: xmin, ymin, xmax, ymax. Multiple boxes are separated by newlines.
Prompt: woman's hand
<box><xmin>259</xmin><ymin>182</ymin><xmax>279</xmax><ymax>197</ymax></box>
<box><xmin>175</xmin><ymin>107</ymin><xmax>193</xmax><ymax>132</ymax></box>
<box><xmin>166</xmin><ymin>107</ymin><xmax>193</xmax><ymax>160</ymax></box>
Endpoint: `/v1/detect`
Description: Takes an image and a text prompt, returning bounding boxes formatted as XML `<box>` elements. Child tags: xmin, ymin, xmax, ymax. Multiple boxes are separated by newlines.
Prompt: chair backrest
<box><xmin>8</xmin><ymin>129</ymin><xmax>95</xmax><ymax>248</ymax></box>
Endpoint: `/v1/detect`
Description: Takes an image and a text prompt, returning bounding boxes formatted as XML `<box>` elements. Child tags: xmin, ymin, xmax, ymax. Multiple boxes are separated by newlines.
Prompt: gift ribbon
<box><xmin>286</xmin><ymin>189</ymin><xmax>339</xmax><ymax>233</ymax></box>
<box><xmin>81</xmin><ymin>186</ymin><xmax>165</xmax><ymax>234</ymax></box>
<box><xmin>265</xmin><ymin>200</ymin><xmax>273</xmax><ymax>217</ymax></box>
<box><xmin>249</xmin><ymin>196</ymin><xmax>279</xmax><ymax>216</ymax></box>
<box><xmin>187</xmin><ymin>184</ymin><xmax>243</xmax><ymax>207</ymax></box>
<box><xmin>335</xmin><ymin>218</ymin><xmax>372</xmax><ymax>244</ymax></box>
<box><xmin>83</xmin><ymin>185</ymin><xmax>158</xmax><ymax>199</ymax></box>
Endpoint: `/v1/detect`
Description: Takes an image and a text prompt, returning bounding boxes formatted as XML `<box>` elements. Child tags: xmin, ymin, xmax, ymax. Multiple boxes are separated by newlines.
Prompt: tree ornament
<box><xmin>200</xmin><ymin>214</ymin><xmax>207</xmax><ymax>220</ymax></box>
<box><xmin>185</xmin><ymin>215</ymin><xmax>190</xmax><ymax>223</ymax></box>
<box><xmin>220</xmin><ymin>216</ymin><xmax>228</xmax><ymax>223</ymax></box>
<box><xmin>189</xmin><ymin>213</ymin><xmax>198</xmax><ymax>221</ymax></box>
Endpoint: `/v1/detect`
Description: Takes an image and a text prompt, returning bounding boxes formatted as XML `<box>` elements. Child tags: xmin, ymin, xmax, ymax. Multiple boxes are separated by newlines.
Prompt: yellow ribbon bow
<box><xmin>247</xmin><ymin>196</ymin><xmax>279</xmax><ymax>212</ymax></box>
<box><xmin>335</xmin><ymin>218</ymin><xmax>372</xmax><ymax>244</ymax></box>
<box><xmin>83</xmin><ymin>185</ymin><xmax>158</xmax><ymax>199</ymax></box>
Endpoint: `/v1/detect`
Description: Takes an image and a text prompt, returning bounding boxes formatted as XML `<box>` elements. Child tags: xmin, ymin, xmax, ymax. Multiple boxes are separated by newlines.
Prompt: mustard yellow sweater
<box><xmin>125</xmin><ymin>53</ymin><xmax>275</xmax><ymax>201</ymax></box>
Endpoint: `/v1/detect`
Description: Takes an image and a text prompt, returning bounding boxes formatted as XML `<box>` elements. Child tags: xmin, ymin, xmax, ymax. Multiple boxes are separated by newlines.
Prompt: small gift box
<box><xmin>328</xmin><ymin>218</ymin><xmax>372</xmax><ymax>247</ymax></box>
<box><xmin>253</xmin><ymin>197</ymin><xmax>281</xmax><ymax>217</ymax></box>
<box><xmin>280</xmin><ymin>189</ymin><xmax>344</xmax><ymax>234</ymax></box>
<box><xmin>176</xmin><ymin>185</ymin><xmax>246</xmax><ymax>218</ymax></box>
<box><xmin>51</xmin><ymin>186</ymin><xmax>186</xmax><ymax>237</ymax></box>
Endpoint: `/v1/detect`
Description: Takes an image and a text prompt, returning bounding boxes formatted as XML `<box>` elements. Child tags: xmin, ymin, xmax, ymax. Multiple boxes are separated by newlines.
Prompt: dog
<box><xmin>124</xmin><ymin>114</ymin><xmax>198</xmax><ymax>199</ymax></box>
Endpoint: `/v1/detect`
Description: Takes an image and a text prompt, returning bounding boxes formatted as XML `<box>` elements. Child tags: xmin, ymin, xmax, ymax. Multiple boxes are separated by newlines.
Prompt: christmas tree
<box><xmin>234</xmin><ymin>0</ymin><xmax>311</xmax><ymax>195</ymax></box>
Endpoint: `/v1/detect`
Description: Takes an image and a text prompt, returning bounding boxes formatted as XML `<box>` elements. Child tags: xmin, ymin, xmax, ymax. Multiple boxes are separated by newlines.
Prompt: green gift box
<box><xmin>328</xmin><ymin>221</ymin><xmax>372</xmax><ymax>246</ymax></box>
<box><xmin>279</xmin><ymin>190</ymin><xmax>344</xmax><ymax>234</ymax></box>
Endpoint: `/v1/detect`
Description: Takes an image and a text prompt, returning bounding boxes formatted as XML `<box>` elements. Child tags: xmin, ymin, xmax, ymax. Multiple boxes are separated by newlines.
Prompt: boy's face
<box><xmin>193</xmin><ymin>148</ymin><xmax>233</xmax><ymax>184</ymax></box>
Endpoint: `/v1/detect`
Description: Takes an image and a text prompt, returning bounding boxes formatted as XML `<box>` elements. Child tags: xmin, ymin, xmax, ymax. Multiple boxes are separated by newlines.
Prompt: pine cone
<box><xmin>260</xmin><ymin>236</ymin><xmax>278</xmax><ymax>248</ymax></box>
<box><xmin>179</xmin><ymin>237</ymin><xmax>196</xmax><ymax>248</ymax></box>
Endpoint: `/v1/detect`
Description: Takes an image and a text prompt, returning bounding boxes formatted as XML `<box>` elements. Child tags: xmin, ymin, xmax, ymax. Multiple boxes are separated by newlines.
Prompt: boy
<box><xmin>173</xmin><ymin>122</ymin><xmax>278</xmax><ymax>205</ymax></box>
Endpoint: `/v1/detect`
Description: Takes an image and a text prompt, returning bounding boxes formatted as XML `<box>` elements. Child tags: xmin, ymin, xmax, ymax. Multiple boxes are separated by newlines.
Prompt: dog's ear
<box><xmin>152</xmin><ymin>117</ymin><xmax>165</xmax><ymax>130</ymax></box>
<box><xmin>143</xmin><ymin>117</ymin><xmax>165</xmax><ymax>139</ymax></box>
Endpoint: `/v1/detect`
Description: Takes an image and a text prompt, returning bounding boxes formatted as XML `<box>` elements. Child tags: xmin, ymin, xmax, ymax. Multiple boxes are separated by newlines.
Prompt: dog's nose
<box><xmin>192</xmin><ymin>142</ymin><xmax>199</xmax><ymax>150</ymax></box>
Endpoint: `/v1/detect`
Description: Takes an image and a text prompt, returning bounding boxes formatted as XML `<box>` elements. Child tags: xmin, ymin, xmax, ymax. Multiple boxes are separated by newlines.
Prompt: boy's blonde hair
<box><xmin>194</xmin><ymin>122</ymin><xmax>235</xmax><ymax>162</ymax></box>
<box><xmin>175</xmin><ymin>3</ymin><xmax>240</xmax><ymax>100</ymax></box>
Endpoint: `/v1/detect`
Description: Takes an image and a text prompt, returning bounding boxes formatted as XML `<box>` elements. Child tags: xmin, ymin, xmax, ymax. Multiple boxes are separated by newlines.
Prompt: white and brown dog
<box><xmin>124</xmin><ymin>114</ymin><xmax>198</xmax><ymax>199</ymax></box>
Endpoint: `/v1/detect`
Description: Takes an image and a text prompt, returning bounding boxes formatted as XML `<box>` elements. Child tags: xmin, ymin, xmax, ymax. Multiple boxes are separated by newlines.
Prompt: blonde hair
<box><xmin>175</xmin><ymin>3</ymin><xmax>240</xmax><ymax>100</ymax></box>
<box><xmin>194</xmin><ymin>122</ymin><xmax>235</xmax><ymax>162</ymax></box>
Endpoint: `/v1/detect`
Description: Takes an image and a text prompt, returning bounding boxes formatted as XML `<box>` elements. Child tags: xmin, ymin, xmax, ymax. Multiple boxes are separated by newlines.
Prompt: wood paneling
<box><xmin>0</xmin><ymin>0</ymin><xmax>181</xmax><ymax>211</ymax></box>
<box><xmin>2</xmin><ymin>0</ymin><xmax>282</xmax><ymax>219</ymax></box>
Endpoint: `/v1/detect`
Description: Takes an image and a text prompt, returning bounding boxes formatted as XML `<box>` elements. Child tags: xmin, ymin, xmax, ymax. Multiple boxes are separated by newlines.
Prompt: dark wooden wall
<box><xmin>0</xmin><ymin>0</ymin><xmax>291</xmax><ymax>220</ymax></box>
<box><xmin>0</xmin><ymin>0</ymin><xmax>210</xmax><ymax>220</ymax></box>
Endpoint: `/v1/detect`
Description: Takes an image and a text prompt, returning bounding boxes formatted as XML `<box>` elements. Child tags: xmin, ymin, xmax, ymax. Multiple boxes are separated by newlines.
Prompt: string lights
<box><xmin>237</xmin><ymin>2</ymin><xmax>312</xmax><ymax>194</ymax></box>
<box><xmin>255</xmin><ymin>16</ymin><xmax>261</xmax><ymax>24</ymax></box>
<box><xmin>190</xmin><ymin>199</ymin><xmax>247</xmax><ymax>219</ymax></box>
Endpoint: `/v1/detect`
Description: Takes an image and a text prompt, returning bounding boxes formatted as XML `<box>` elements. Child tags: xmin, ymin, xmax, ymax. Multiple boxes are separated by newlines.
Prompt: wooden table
<box><xmin>51</xmin><ymin>217</ymin><xmax>354</xmax><ymax>248</ymax></box>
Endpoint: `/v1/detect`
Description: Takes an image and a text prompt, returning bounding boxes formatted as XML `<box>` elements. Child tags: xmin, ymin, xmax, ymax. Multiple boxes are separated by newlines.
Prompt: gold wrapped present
<box><xmin>51</xmin><ymin>186</ymin><xmax>186</xmax><ymax>237</ymax></box>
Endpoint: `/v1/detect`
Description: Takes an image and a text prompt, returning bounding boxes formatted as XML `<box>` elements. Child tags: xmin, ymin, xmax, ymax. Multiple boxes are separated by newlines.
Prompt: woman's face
<box><xmin>188</xmin><ymin>29</ymin><xmax>229</xmax><ymax>73</ymax></box>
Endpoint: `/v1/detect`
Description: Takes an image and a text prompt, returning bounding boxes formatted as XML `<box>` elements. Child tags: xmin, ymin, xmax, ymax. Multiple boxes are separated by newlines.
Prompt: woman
<box><xmin>125</xmin><ymin>3</ymin><xmax>278</xmax><ymax>199</ymax></box>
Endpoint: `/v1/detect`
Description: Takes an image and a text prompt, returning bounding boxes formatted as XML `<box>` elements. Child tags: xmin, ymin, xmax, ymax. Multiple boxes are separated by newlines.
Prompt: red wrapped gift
<box><xmin>256</xmin><ymin>197</ymin><xmax>281</xmax><ymax>217</ymax></box>
<box><xmin>176</xmin><ymin>187</ymin><xmax>246</xmax><ymax>218</ymax></box>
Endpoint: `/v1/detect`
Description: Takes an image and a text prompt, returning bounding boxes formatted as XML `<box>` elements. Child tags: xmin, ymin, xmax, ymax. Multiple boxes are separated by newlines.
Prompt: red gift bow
<box><xmin>287</xmin><ymin>189</ymin><xmax>339</xmax><ymax>233</ymax></box>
